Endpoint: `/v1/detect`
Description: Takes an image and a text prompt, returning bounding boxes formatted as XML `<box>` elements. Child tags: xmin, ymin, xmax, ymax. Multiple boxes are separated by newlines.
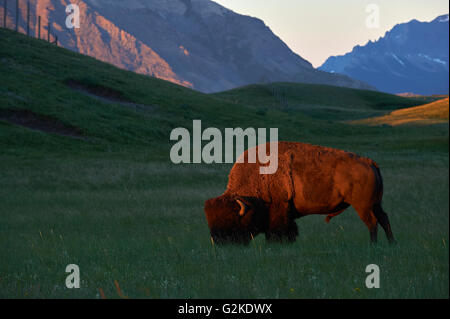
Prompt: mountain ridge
<box><xmin>319</xmin><ymin>14</ymin><xmax>449</xmax><ymax>95</ymax></box>
<box><xmin>1</xmin><ymin>0</ymin><xmax>374</xmax><ymax>92</ymax></box>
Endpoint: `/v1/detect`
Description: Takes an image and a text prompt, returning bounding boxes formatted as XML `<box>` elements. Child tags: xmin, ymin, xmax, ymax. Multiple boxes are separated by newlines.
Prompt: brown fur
<box><xmin>204</xmin><ymin>142</ymin><xmax>396</xmax><ymax>244</ymax></box>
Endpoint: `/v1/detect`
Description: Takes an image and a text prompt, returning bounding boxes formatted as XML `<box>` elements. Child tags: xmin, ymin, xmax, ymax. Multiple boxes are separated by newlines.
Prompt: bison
<box><xmin>204</xmin><ymin>141</ymin><xmax>396</xmax><ymax>245</ymax></box>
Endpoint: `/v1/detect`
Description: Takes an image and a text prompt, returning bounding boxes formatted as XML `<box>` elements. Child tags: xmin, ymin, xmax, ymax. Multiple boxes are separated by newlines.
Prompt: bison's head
<box><xmin>204</xmin><ymin>195</ymin><xmax>267</xmax><ymax>245</ymax></box>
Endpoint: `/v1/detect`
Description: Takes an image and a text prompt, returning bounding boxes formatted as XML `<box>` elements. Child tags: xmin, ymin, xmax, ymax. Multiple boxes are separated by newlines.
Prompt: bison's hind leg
<box><xmin>373</xmin><ymin>203</ymin><xmax>396</xmax><ymax>244</ymax></box>
<box><xmin>353</xmin><ymin>204</ymin><xmax>379</xmax><ymax>244</ymax></box>
<box><xmin>354</xmin><ymin>203</ymin><xmax>396</xmax><ymax>245</ymax></box>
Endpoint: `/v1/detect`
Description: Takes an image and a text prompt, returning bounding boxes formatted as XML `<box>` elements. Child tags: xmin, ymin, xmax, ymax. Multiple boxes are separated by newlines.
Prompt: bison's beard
<box><xmin>210</xmin><ymin>228</ymin><xmax>253</xmax><ymax>245</ymax></box>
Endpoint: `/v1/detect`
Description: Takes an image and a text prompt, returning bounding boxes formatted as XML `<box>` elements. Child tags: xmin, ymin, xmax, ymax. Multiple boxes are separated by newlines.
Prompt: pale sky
<box><xmin>214</xmin><ymin>0</ymin><xmax>449</xmax><ymax>67</ymax></box>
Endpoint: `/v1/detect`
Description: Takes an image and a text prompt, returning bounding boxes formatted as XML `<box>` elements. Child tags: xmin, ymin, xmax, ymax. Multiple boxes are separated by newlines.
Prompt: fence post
<box><xmin>47</xmin><ymin>20</ymin><xmax>50</xmax><ymax>42</ymax></box>
<box><xmin>3</xmin><ymin>0</ymin><xmax>6</xmax><ymax>28</ymax></box>
<box><xmin>15</xmin><ymin>0</ymin><xmax>18</xmax><ymax>31</ymax></box>
<box><xmin>54</xmin><ymin>35</ymin><xmax>57</xmax><ymax>46</ymax></box>
<box><xmin>26</xmin><ymin>0</ymin><xmax>29</xmax><ymax>36</ymax></box>
<box><xmin>37</xmin><ymin>15</ymin><xmax>40</xmax><ymax>38</ymax></box>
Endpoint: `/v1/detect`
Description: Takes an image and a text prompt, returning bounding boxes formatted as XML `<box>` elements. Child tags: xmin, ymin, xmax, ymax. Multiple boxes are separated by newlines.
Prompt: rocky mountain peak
<box><xmin>319</xmin><ymin>14</ymin><xmax>449</xmax><ymax>95</ymax></box>
<box><xmin>1</xmin><ymin>0</ymin><xmax>373</xmax><ymax>92</ymax></box>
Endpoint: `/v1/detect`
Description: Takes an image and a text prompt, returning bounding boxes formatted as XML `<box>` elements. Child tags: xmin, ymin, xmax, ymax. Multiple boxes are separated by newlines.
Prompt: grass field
<box><xmin>0</xmin><ymin>28</ymin><xmax>448</xmax><ymax>299</ymax></box>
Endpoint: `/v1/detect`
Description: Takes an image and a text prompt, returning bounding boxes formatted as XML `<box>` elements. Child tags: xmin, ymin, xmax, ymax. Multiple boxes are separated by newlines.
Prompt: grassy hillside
<box><xmin>351</xmin><ymin>97</ymin><xmax>449</xmax><ymax>126</ymax></box>
<box><xmin>213</xmin><ymin>82</ymin><xmax>429</xmax><ymax>121</ymax></box>
<box><xmin>0</xmin><ymin>28</ymin><xmax>448</xmax><ymax>299</ymax></box>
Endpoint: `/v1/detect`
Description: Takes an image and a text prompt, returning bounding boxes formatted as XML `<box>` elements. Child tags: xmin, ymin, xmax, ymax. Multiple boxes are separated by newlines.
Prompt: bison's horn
<box><xmin>236</xmin><ymin>199</ymin><xmax>246</xmax><ymax>216</ymax></box>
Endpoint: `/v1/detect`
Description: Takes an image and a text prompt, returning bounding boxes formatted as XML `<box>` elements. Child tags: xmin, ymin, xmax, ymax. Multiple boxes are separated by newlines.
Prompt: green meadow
<box><xmin>0</xmin><ymin>28</ymin><xmax>448</xmax><ymax>298</ymax></box>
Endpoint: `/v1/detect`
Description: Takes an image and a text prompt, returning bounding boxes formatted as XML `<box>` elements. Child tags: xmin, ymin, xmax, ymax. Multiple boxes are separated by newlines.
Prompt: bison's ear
<box><xmin>236</xmin><ymin>199</ymin><xmax>247</xmax><ymax>217</ymax></box>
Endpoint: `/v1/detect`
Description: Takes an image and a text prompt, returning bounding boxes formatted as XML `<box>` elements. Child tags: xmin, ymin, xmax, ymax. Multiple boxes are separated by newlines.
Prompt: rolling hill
<box><xmin>0</xmin><ymin>27</ymin><xmax>431</xmax><ymax>154</ymax></box>
<box><xmin>351</xmin><ymin>97</ymin><xmax>449</xmax><ymax>126</ymax></box>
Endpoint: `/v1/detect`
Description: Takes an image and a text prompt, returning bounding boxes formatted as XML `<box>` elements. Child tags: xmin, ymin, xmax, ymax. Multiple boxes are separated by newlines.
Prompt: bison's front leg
<box><xmin>265</xmin><ymin>201</ymin><xmax>298</xmax><ymax>243</ymax></box>
<box><xmin>265</xmin><ymin>220</ymin><xmax>298</xmax><ymax>243</ymax></box>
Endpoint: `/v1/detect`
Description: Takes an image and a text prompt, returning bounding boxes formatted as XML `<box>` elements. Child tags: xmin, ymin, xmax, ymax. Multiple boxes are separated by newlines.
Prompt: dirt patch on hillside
<box><xmin>0</xmin><ymin>108</ymin><xmax>84</xmax><ymax>138</ymax></box>
<box><xmin>65</xmin><ymin>79</ymin><xmax>154</xmax><ymax>111</ymax></box>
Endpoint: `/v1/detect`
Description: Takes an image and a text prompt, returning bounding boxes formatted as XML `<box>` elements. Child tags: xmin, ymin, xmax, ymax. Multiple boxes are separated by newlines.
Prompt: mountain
<box><xmin>1</xmin><ymin>0</ymin><xmax>373</xmax><ymax>93</ymax></box>
<box><xmin>319</xmin><ymin>14</ymin><xmax>449</xmax><ymax>95</ymax></box>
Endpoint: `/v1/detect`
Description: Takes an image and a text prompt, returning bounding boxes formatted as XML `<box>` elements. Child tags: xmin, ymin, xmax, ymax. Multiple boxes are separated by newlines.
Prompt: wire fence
<box><xmin>1</xmin><ymin>0</ymin><xmax>58</xmax><ymax>45</ymax></box>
